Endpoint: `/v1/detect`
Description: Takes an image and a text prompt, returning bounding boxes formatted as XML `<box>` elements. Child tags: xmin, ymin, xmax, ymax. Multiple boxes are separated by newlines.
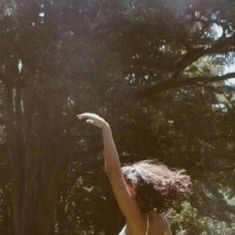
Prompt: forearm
<box><xmin>102</xmin><ymin>124</ymin><xmax>121</xmax><ymax>176</ymax></box>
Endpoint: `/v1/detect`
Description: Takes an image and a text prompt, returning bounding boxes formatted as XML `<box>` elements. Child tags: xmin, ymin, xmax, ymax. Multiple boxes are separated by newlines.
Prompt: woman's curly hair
<box><xmin>121</xmin><ymin>160</ymin><xmax>192</xmax><ymax>213</ymax></box>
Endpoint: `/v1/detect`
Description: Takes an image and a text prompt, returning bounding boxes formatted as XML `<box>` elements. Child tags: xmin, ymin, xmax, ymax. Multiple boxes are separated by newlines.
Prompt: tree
<box><xmin>0</xmin><ymin>0</ymin><xmax>235</xmax><ymax>234</ymax></box>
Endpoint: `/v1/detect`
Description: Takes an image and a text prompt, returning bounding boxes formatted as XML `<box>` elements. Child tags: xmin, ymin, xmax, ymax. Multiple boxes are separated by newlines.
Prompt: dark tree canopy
<box><xmin>0</xmin><ymin>0</ymin><xmax>235</xmax><ymax>235</ymax></box>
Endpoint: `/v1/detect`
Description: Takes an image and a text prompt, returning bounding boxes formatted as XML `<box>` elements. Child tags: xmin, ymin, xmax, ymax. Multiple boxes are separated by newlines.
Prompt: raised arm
<box><xmin>77</xmin><ymin>113</ymin><xmax>142</xmax><ymax>222</ymax></box>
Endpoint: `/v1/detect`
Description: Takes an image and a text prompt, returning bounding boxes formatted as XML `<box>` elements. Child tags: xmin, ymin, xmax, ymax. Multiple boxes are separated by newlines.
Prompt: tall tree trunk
<box><xmin>3</xmin><ymin>82</ymin><xmax>69</xmax><ymax>235</ymax></box>
<box><xmin>3</xmin><ymin>83</ymin><xmax>22</xmax><ymax>235</ymax></box>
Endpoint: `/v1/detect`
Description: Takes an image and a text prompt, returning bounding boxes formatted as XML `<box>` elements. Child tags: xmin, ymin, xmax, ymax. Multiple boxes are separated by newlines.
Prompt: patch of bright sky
<box><xmin>224</xmin><ymin>63</ymin><xmax>235</xmax><ymax>86</ymax></box>
<box><xmin>212</xmin><ymin>24</ymin><xmax>235</xmax><ymax>86</ymax></box>
<box><xmin>211</xmin><ymin>23</ymin><xmax>223</xmax><ymax>40</ymax></box>
<box><xmin>18</xmin><ymin>59</ymin><xmax>23</xmax><ymax>74</ymax></box>
<box><xmin>39</xmin><ymin>4</ymin><xmax>45</xmax><ymax>18</ymax></box>
<box><xmin>39</xmin><ymin>12</ymin><xmax>45</xmax><ymax>18</ymax></box>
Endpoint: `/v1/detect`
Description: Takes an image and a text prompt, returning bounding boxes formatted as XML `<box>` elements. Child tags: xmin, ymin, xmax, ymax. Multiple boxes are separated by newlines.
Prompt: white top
<box><xmin>118</xmin><ymin>214</ymin><xmax>171</xmax><ymax>235</ymax></box>
<box><xmin>118</xmin><ymin>215</ymin><xmax>150</xmax><ymax>235</ymax></box>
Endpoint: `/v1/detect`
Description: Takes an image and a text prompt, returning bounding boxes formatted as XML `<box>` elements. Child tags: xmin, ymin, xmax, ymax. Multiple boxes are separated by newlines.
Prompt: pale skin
<box><xmin>77</xmin><ymin>112</ymin><xmax>172</xmax><ymax>235</ymax></box>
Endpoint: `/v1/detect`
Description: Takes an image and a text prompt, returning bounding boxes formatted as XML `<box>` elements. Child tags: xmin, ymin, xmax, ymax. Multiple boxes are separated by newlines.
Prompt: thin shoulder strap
<box><xmin>160</xmin><ymin>213</ymin><xmax>172</xmax><ymax>235</ymax></box>
<box><xmin>145</xmin><ymin>215</ymin><xmax>150</xmax><ymax>235</ymax></box>
<box><xmin>160</xmin><ymin>214</ymin><xmax>165</xmax><ymax>225</ymax></box>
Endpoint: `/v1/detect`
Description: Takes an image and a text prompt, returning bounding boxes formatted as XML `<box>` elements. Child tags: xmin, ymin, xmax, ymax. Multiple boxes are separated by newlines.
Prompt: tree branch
<box><xmin>136</xmin><ymin>72</ymin><xmax>235</xmax><ymax>98</ymax></box>
<box><xmin>174</xmin><ymin>35</ymin><xmax>235</xmax><ymax>77</ymax></box>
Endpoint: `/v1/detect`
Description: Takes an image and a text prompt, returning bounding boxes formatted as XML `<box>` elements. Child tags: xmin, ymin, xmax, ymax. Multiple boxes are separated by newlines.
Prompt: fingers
<box><xmin>77</xmin><ymin>113</ymin><xmax>98</xmax><ymax>125</ymax></box>
<box><xmin>77</xmin><ymin>112</ymin><xmax>97</xmax><ymax>120</ymax></box>
<box><xmin>86</xmin><ymin>119</ymin><xmax>100</xmax><ymax>128</ymax></box>
<box><xmin>77</xmin><ymin>112</ymin><xmax>105</xmax><ymax>128</ymax></box>
<box><xmin>86</xmin><ymin>119</ymin><xmax>94</xmax><ymax>124</ymax></box>
<box><xmin>77</xmin><ymin>114</ymin><xmax>90</xmax><ymax>120</ymax></box>
<box><xmin>77</xmin><ymin>113</ymin><xmax>102</xmax><ymax>123</ymax></box>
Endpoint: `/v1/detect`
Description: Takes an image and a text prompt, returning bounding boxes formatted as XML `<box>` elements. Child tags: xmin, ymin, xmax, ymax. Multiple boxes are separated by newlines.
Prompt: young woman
<box><xmin>77</xmin><ymin>112</ymin><xmax>192</xmax><ymax>235</ymax></box>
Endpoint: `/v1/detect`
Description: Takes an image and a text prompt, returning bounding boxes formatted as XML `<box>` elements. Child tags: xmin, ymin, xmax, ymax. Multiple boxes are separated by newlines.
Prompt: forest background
<box><xmin>0</xmin><ymin>0</ymin><xmax>235</xmax><ymax>235</ymax></box>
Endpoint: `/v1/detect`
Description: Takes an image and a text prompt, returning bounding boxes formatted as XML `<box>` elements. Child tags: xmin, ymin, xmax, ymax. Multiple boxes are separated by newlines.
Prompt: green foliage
<box><xmin>169</xmin><ymin>201</ymin><xmax>235</xmax><ymax>235</ymax></box>
<box><xmin>170</xmin><ymin>202</ymin><xmax>210</xmax><ymax>235</ymax></box>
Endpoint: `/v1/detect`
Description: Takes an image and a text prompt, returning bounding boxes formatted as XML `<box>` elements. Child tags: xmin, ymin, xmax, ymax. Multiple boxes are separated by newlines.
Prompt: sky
<box><xmin>225</xmin><ymin>63</ymin><xmax>235</xmax><ymax>86</ymax></box>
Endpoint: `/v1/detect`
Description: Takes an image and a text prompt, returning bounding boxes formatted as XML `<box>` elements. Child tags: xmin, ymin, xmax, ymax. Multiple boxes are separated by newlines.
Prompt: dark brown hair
<box><xmin>121</xmin><ymin>160</ymin><xmax>192</xmax><ymax>213</ymax></box>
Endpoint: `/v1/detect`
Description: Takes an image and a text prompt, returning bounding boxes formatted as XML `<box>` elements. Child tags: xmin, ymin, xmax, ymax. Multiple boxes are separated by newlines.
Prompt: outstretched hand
<box><xmin>77</xmin><ymin>112</ymin><xmax>109</xmax><ymax>129</ymax></box>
